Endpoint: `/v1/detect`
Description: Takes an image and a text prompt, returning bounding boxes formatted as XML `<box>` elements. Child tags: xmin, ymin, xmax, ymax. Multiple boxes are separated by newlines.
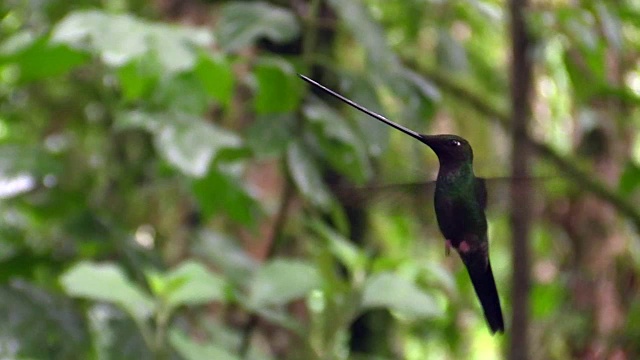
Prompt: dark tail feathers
<box><xmin>466</xmin><ymin>260</ymin><xmax>504</xmax><ymax>334</ymax></box>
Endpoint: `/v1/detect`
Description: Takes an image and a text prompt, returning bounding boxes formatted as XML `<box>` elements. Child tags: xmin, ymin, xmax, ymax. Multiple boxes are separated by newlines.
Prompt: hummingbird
<box><xmin>299</xmin><ymin>74</ymin><xmax>505</xmax><ymax>334</ymax></box>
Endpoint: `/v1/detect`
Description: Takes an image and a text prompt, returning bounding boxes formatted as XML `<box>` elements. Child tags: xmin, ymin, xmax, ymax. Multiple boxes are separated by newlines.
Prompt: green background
<box><xmin>1</xmin><ymin>0</ymin><xmax>640</xmax><ymax>359</ymax></box>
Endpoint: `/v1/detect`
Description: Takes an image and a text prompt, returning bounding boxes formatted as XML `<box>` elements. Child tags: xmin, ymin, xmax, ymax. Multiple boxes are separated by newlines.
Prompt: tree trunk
<box><xmin>509</xmin><ymin>0</ymin><xmax>533</xmax><ymax>359</ymax></box>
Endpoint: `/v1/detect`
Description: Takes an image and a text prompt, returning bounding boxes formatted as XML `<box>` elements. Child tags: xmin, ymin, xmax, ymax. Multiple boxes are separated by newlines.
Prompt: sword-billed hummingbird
<box><xmin>299</xmin><ymin>74</ymin><xmax>505</xmax><ymax>334</ymax></box>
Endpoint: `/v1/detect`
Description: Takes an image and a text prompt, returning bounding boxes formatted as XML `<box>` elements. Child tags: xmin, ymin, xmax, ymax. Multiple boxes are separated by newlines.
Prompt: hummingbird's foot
<box><xmin>458</xmin><ymin>241</ymin><xmax>470</xmax><ymax>254</ymax></box>
<box><xmin>445</xmin><ymin>240</ymin><xmax>452</xmax><ymax>256</ymax></box>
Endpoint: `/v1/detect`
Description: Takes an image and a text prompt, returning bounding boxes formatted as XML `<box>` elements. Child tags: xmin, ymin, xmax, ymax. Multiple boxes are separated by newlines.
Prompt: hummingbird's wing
<box><xmin>331</xmin><ymin>181</ymin><xmax>436</xmax><ymax>208</ymax></box>
<box><xmin>475</xmin><ymin>178</ymin><xmax>488</xmax><ymax>210</ymax></box>
<box><xmin>477</xmin><ymin>175</ymin><xmax>567</xmax><ymax>216</ymax></box>
<box><xmin>329</xmin><ymin>181</ymin><xmax>440</xmax><ymax>230</ymax></box>
<box><xmin>334</xmin><ymin>176</ymin><xmax>555</xmax><ymax>208</ymax></box>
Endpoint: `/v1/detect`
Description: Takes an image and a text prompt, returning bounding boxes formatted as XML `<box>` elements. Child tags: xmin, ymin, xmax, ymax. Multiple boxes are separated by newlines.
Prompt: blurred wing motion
<box><xmin>332</xmin><ymin>176</ymin><xmax>562</xmax><ymax>214</ymax></box>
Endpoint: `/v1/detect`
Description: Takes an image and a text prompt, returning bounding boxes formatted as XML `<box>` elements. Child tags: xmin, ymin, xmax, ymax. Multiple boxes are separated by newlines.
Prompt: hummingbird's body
<box><xmin>299</xmin><ymin>75</ymin><xmax>505</xmax><ymax>334</ymax></box>
<box><xmin>434</xmin><ymin>161</ymin><xmax>487</xmax><ymax>253</ymax></box>
<box><xmin>427</xmin><ymin>136</ymin><xmax>504</xmax><ymax>334</ymax></box>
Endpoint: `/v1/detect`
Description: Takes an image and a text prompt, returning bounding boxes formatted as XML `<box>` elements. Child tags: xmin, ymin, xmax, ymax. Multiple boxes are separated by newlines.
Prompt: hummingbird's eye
<box><xmin>449</xmin><ymin>139</ymin><xmax>461</xmax><ymax>147</ymax></box>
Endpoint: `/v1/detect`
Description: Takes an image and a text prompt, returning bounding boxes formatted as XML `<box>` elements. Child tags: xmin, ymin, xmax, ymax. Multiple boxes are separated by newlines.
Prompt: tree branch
<box><xmin>237</xmin><ymin>179</ymin><xmax>295</xmax><ymax>358</ymax></box>
<box><xmin>415</xmin><ymin>68</ymin><xmax>640</xmax><ymax>232</ymax></box>
<box><xmin>509</xmin><ymin>0</ymin><xmax>532</xmax><ymax>357</ymax></box>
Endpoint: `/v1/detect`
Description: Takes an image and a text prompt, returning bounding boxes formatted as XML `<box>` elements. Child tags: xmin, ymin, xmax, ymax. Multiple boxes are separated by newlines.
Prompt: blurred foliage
<box><xmin>1</xmin><ymin>0</ymin><xmax>640</xmax><ymax>359</ymax></box>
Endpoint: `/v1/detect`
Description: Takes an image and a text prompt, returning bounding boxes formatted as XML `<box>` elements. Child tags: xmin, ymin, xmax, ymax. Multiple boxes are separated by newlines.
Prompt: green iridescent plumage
<box><xmin>299</xmin><ymin>75</ymin><xmax>504</xmax><ymax>334</ymax></box>
<box><xmin>422</xmin><ymin>134</ymin><xmax>504</xmax><ymax>334</ymax></box>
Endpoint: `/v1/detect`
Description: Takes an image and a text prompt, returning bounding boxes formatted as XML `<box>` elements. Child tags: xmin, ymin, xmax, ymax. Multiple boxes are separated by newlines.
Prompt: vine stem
<box><xmin>414</xmin><ymin>65</ymin><xmax>640</xmax><ymax>232</ymax></box>
<box><xmin>237</xmin><ymin>181</ymin><xmax>295</xmax><ymax>358</ymax></box>
<box><xmin>238</xmin><ymin>0</ymin><xmax>322</xmax><ymax>357</ymax></box>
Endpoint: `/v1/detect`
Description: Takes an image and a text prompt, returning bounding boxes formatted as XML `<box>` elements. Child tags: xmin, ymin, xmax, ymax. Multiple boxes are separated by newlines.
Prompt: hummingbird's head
<box><xmin>419</xmin><ymin>134</ymin><xmax>474</xmax><ymax>165</ymax></box>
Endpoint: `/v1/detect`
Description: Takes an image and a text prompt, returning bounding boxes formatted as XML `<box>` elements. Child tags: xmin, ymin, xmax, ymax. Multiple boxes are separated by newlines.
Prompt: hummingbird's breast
<box><xmin>433</xmin><ymin>171</ymin><xmax>487</xmax><ymax>244</ymax></box>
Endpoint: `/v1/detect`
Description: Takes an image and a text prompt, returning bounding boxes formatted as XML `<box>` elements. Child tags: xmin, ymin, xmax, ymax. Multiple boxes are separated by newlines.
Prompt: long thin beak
<box><xmin>299</xmin><ymin>74</ymin><xmax>425</xmax><ymax>143</ymax></box>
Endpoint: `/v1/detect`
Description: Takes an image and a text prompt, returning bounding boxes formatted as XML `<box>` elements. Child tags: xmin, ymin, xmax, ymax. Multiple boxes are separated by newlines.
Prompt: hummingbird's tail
<box><xmin>465</xmin><ymin>259</ymin><xmax>504</xmax><ymax>334</ymax></box>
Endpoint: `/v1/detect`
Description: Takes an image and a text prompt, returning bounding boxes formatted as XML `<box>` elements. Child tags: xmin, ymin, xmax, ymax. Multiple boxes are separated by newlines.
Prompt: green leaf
<box><xmin>51</xmin><ymin>10</ymin><xmax>212</xmax><ymax>72</ymax></box>
<box><xmin>156</xmin><ymin>119</ymin><xmax>241</xmax><ymax>177</ymax></box>
<box><xmin>194</xmin><ymin>54</ymin><xmax>234</xmax><ymax>107</ymax></box>
<box><xmin>531</xmin><ymin>282</ymin><xmax>564</xmax><ymax>319</ymax></box>
<box><xmin>337</xmin><ymin>74</ymin><xmax>389</xmax><ymax>157</ymax></box>
<box><xmin>246</xmin><ymin>114</ymin><xmax>294</xmax><ymax>159</ymax></box>
<box><xmin>304</xmin><ymin>101</ymin><xmax>372</xmax><ymax>184</ymax></box>
<box><xmin>115</xmin><ymin>111</ymin><xmax>242</xmax><ymax>177</ymax></box>
<box><xmin>421</xmin><ymin>263</ymin><xmax>457</xmax><ymax>296</ymax></box>
<box><xmin>60</xmin><ymin>262</ymin><xmax>154</xmax><ymax>320</ymax></box>
<box><xmin>192</xmin><ymin>230</ymin><xmax>257</xmax><ymax>285</ymax></box>
<box><xmin>116</xmin><ymin>57</ymin><xmax>160</xmax><ymax>101</ymax></box>
<box><xmin>595</xmin><ymin>3</ymin><xmax>623</xmax><ymax>52</ymax></box>
<box><xmin>0</xmin><ymin>30</ymin><xmax>37</xmax><ymax>55</ymax></box>
<box><xmin>162</xmin><ymin>261</ymin><xmax>227</xmax><ymax>309</ymax></box>
<box><xmin>248</xmin><ymin>259</ymin><xmax>321</xmax><ymax>308</ymax></box>
<box><xmin>0</xmin><ymin>282</ymin><xmax>90</xmax><ymax>359</ymax></box>
<box><xmin>308</xmin><ymin>220</ymin><xmax>366</xmax><ymax>275</ymax></box>
<box><xmin>397</xmin><ymin>68</ymin><xmax>440</xmax><ymax>126</ymax></box>
<box><xmin>192</xmin><ymin>168</ymin><xmax>260</xmax><ymax>227</ymax></box>
<box><xmin>170</xmin><ymin>328</ymin><xmax>239</xmax><ymax>360</ymax></box>
<box><xmin>619</xmin><ymin>161</ymin><xmax>640</xmax><ymax>196</ymax></box>
<box><xmin>1</xmin><ymin>34</ymin><xmax>88</xmax><ymax>83</ymax></box>
<box><xmin>254</xmin><ymin>57</ymin><xmax>303</xmax><ymax>114</ymax></box>
<box><xmin>217</xmin><ymin>2</ymin><xmax>299</xmax><ymax>52</ymax></box>
<box><xmin>52</xmin><ymin>11</ymin><xmax>146</xmax><ymax>66</ymax></box>
<box><xmin>286</xmin><ymin>141</ymin><xmax>334</xmax><ymax>209</ymax></box>
<box><xmin>86</xmin><ymin>304</ymin><xmax>151</xmax><ymax>359</ymax></box>
<box><xmin>436</xmin><ymin>30</ymin><xmax>469</xmax><ymax>72</ymax></box>
<box><xmin>0</xmin><ymin>144</ymin><xmax>61</xmax><ymax>179</ymax></box>
<box><xmin>361</xmin><ymin>272</ymin><xmax>443</xmax><ymax>318</ymax></box>
<box><xmin>152</xmin><ymin>72</ymin><xmax>211</xmax><ymax>114</ymax></box>
<box><xmin>150</xmin><ymin>26</ymin><xmax>213</xmax><ymax>73</ymax></box>
<box><xmin>327</xmin><ymin>0</ymin><xmax>399</xmax><ymax>72</ymax></box>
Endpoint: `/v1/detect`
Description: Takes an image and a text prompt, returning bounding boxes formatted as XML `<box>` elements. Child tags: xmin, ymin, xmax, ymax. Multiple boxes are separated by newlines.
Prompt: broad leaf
<box><xmin>1</xmin><ymin>33</ymin><xmax>88</xmax><ymax>83</ymax></box>
<box><xmin>0</xmin><ymin>282</ymin><xmax>89</xmax><ymax>359</ymax></box>
<box><xmin>52</xmin><ymin>10</ymin><xmax>213</xmax><ymax>72</ymax></box>
<box><xmin>287</xmin><ymin>141</ymin><xmax>334</xmax><ymax>210</ymax></box>
<box><xmin>192</xmin><ymin>230</ymin><xmax>257</xmax><ymax>286</ymax></box>
<box><xmin>152</xmin><ymin>72</ymin><xmax>212</xmax><ymax>114</ymax></box>
<box><xmin>304</xmin><ymin>101</ymin><xmax>372</xmax><ymax>184</ymax></box>
<box><xmin>60</xmin><ymin>262</ymin><xmax>154</xmax><ymax>320</ymax></box>
<box><xmin>194</xmin><ymin>54</ymin><xmax>235</xmax><ymax>107</ymax></box>
<box><xmin>170</xmin><ymin>328</ymin><xmax>239</xmax><ymax>360</ymax></box>
<box><xmin>254</xmin><ymin>57</ymin><xmax>303</xmax><ymax>114</ymax></box>
<box><xmin>308</xmin><ymin>220</ymin><xmax>367</xmax><ymax>275</ymax></box>
<box><xmin>595</xmin><ymin>3</ymin><xmax>623</xmax><ymax>52</ymax></box>
<box><xmin>248</xmin><ymin>259</ymin><xmax>321</xmax><ymax>308</ymax></box>
<box><xmin>116</xmin><ymin>57</ymin><xmax>160</xmax><ymax>101</ymax></box>
<box><xmin>327</xmin><ymin>0</ymin><xmax>399</xmax><ymax>72</ymax></box>
<box><xmin>87</xmin><ymin>304</ymin><xmax>152</xmax><ymax>359</ymax></box>
<box><xmin>619</xmin><ymin>161</ymin><xmax>640</xmax><ymax>196</ymax></box>
<box><xmin>531</xmin><ymin>282</ymin><xmax>564</xmax><ymax>319</ymax></box>
<box><xmin>335</xmin><ymin>74</ymin><xmax>389</xmax><ymax>157</ymax></box>
<box><xmin>397</xmin><ymin>68</ymin><xmax>440</xmax><ymax>125</ymax></box>
<box><xmin>157</xmin><ymin>120</ymin><xmax>241</xmax><ymax>177</ymax></box>
<box><xmin>436</xmin><ymin>30</ymin><xmax>469</xmax><ymax>72</ymax></box>
<box><xmin>246</xmin><ymin>114</ymin><xmax>295</xmax><ymax>159</ymax></box>
<box><xmin>160</xmin><ymin>261</ymin><xmax>227</xmax><ymax>310</ymax></box>
<box><xmin>361</xmin><ymin>272</ymin><xmax>443</xmax><ymax>318</ymax></box>
<box><xmin>116</xmin><ymin>111</ymin><xmax>242</xmax><ymax>177</ymax></box>
<box><xmin>217</xmin><ymin>2</ymin><xmax>299</xmax><ymax>52</ymax></box>
<box><xmin>192</xmin><ymin>168</ymin><xmax>260</xmax><ymax>227</ymax></box>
